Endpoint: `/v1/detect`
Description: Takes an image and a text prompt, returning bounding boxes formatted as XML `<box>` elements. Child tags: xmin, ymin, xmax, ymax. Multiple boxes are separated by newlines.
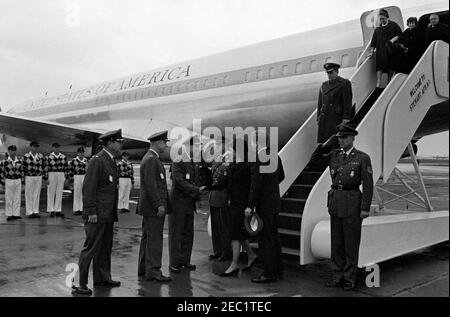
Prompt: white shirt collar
<box><xmin>28</xmin><ymin>151</ymin><xmax>39</xmax><ymax>160</ymax></box>
<box><xmin>103</xmin><ymin>149</ymin><xmax>114</xmax><ymax>160</ymax></box>
<box><xmin>76</xmin><ymin>156</ymin><xmax>86</xmax><ymax>162</ymax></box>
<box><xmin>52</xmin><ymin>152</ymin><xmax>62</xmax><ymax>158</ymax></box>
<box><xmin>7</xmin><ymin>156</ymin><xmax>19</xmax><ymax>164</ymax></box>
<box><xmin>149</xmin><ymin>149</ymin><xmax>160</xmax><ymax>158</ymax></box>
<box><xmin>342</xmin><ymin>147</ymin><xmax>354</xmax><ymax>156</ymax></box>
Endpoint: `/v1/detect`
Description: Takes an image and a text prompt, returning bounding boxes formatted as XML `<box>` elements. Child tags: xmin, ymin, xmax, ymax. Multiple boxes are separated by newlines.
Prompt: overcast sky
<box><xmin>0</xmin><ymin>0</ymin><xmax>448</xmax><ymax>156</ymax></box>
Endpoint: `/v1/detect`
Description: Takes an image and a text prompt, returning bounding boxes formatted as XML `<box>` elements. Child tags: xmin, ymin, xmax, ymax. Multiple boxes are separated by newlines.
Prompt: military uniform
<box><xmin>117</xmin><ymin>156</ymin><xmax>134</xmax><ymax>212</ymax></box>
<box><xmin>68</xmin><ymin>149</ymin><xmax>89</xmax><ymax>214</ymax></box>
<box><xmin>22</xmin><ymin>142</ymin><xmax>46</xmax><ymax>217</ymax></box>
<box><xmin>137</xmin><ymin>131</ymin><xmax>171</xmax><ymax>281</ymax></box>
<box><xmin>312</xmin><ymin>124</ymin><xmax>374</xmax><ymax>286</ymax></box>
<box><xmin>45</xmin><ymin>144</ymin><xmax>68</xmax><ymax>216</ymax></box>
<box><xmin>0</xmin><ymin>146</ymin><xmax>24</xmax><ymax>219</ymax></box>
<box><xmin>169</xmin><ymin>142</ymin><xmax>202</xmax><ymax>270</ymax></box>
<box><xmin>317</xmin><ymin>63</ymin><xmax>353</xmax><ymax>144</ymax></box>
<box><xmin>77</xmin><ymin>130</ymin><xmax>122</xmax><ymax>291</ymax></box>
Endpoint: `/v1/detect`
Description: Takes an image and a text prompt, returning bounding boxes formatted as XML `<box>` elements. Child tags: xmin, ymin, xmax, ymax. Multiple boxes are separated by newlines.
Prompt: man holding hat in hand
<box><xmin>137</xmin><ymin>130</ymin><xmax>172</xmax><ymax>282</ymax></box>
<box><xmin>317</xmin><ymin>62</ymin><xmax>353</xmax><ymax>145</ymax></box>
<box><xmin>73</xmin><ymin>129</ymin><xmax>123</xmax><ymax>296</ymax></box>
<box><xmin>311</xmin><ymin>123</ymin><xmax>374</xmax><ymax>291</ymax></box>
<box><xmin>0</xmin><ymin>145</ymin><xmax>24</xmax><ymax>221</ymax></box>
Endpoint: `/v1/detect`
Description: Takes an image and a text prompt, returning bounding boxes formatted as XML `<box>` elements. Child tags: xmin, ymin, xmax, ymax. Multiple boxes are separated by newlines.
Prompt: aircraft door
<box><xmin>360</xmin><ymin>6</ymin><xmax>404</xmax><ymax>46</ymax></box>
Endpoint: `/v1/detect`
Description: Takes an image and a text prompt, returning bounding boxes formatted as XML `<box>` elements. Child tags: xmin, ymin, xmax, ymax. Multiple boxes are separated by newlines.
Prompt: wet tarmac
<box><xmin>0</xmin><ymin>163</ymin><xmax>448</xmax><ymax>297</ymax></box>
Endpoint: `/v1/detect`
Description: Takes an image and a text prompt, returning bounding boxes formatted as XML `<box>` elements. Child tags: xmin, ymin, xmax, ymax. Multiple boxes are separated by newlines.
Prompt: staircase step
<box><xmin>294</xmin><ymin>171</ymin><xmax>323</xmax><ymax>185</ymax></box>
<box><xmin>279</xmin><ymin>228</ymin><xmax>301</xmax><ymax>250</ymax></box>
<box><xmin>281</xmin><ymin>247</ymin><xmax>299</xmax><ymax>256</ymax></box>
<box><xmin>284</xmin><ymin>184</ymin><xmax>314</xmax><ymax>199</ymax></box>
<box><xmin>281</xmin><ymin>198</ymin><xmax>306</xmax><ymax>214</ymax></box>
<box><xmin>278</xmin><ymin>212</ymin><xmax>302</xmax><ymax>231</ymax></box>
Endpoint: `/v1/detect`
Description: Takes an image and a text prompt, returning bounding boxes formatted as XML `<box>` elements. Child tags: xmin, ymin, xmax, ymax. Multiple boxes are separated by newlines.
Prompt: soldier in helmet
<box><xmin>311</xmin><ymin>123</ymin><xmax>374</xmax><ymax>291</ymax></box>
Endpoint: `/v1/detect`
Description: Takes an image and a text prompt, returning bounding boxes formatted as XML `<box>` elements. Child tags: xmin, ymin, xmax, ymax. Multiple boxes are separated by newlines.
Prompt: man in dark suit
<box><xmin>246</xmin><ymin>131</ymin><xmax>285</xmax><ymax>283</ymax></box>
<box><xmin>425</xmin><ymin>14</ymin><xmax>449</xmax><ymax>46</ymax></box>
<box><xmin>137</xmin><ymin>131</ymin><xmax>172</xmax><ymax>282</ymax></box>
<box><xmin>311</xmin><ymin>123</ymin><xmax>374</xmax><ymax>291</ymax></box>
<box><xmin>168</xmin><ymin>135</ymin><xmax>206</xmax><ymax>273</ymax></box>
<box><xmin>317</xmin><ymin>62</ymin><xmax>353</xmax><ymax>145</ymax></box>
<box><xmin>72</xmin><ymin>129</ymin><xmax>123</xmax><ymax>296</ymax></box>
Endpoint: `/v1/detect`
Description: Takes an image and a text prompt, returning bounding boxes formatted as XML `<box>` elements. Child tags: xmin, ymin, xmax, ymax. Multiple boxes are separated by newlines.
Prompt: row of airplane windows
<box><xmin>85</xmin><ymin>51</ymin><xmax>361</xmax><ymax>106</ymax></box>
<box><xmin>25</xmin><ymin>49</ymin><xmax>363</xmax><ymax>113</ymax></box>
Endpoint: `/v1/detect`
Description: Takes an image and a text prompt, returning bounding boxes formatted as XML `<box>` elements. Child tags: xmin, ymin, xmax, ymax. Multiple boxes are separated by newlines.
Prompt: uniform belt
<box><xmin>332</xmin><ymin>185</ymin><xmax>359</xmax><ymax>191</ymax></box>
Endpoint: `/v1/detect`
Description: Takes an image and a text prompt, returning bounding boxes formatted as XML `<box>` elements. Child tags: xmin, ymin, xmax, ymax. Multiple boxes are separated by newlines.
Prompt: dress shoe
<box><xmin>123</xmin><ymin>209</ymin><xmax>130</xmax><ymax>213</ymax></box>
<box><xmin>28</xmin><ymin>214</ymin><xmax>36</xmax><ymax>219</ymax></box>
<box><xmin>148</xmin><ymin>275</ymin><xmax>172</xmax><ymax>283</ymax></box>
<box><xmin>180</xmin><ymin>263</ymin><xmax>196</xmax><ymax>271</ymax></box>
<box><xmin>56</xmin><ymin>212</ymin><xmax>64</xmax><ymax>218</ymax></box>
<box><xmin>169</xmin><ymin>265</ymin><xmax>182</xmax><ymax>273</ymax></box>
<box><xmin>6</xmin><ymin>216</ymin><xmax>14</xmax><ymax>221</ymax></box>
<box><xmin>219</xmin><ymin>267</ymin><xmax>239</xmax><ymax>277</ymax></box>
<box><xmin>209</xmin><ymin>254</ymin><xmax>220</xmax><ymax>260</ymax></box>
<box><xmin>251</xmin><ymin>275</ymin><xmax>277</xmax><ymax>283</ymax></box>
<box><xmin>34</xmin><ymin>213</ymin><xmax>40</xmax><ymax>219</ymax></box>
<box><xmin>343</xmin><ymin>281</ymin><xmax>356</xmax><ymax>291</ymax></box>
<box><xmin>50</xmin><ymin>212</ymin><xmax>55</xmax><ymax>217</ymax></box>
<box><xmin>94</xmin><ymin>280</ymin><xmax>121</xmax><ymax>287</ymax></box>
<box><xmin>74</xmin><ymin>211</ymin><xmax>82</xmax><ymax>216</ymax></box>
<box><xmin>242</xmin><ymin>256</ymin><xmax>259</xmax><ymax>271</ymax></box>
<box><xmin>325</xmin><ymin>279</ymin><xmax>343</xmax><ymax>288</ymax></box>
<box><xmin>72</xmin><ymin>285</ymin><xmax>92</xmax><ymax>296</ymax></box>
<box><xmin>14</xmin><ymin>216</ymin><xmax>22</xmax><ymax>220</ymax></box>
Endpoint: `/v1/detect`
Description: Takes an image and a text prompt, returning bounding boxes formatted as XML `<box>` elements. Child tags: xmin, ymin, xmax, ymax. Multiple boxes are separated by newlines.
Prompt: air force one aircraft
<box><xmin>0</xmin><ymin>3</ymin><xmax>448</xmax><ymax>159</ymax></box>
<box><xmin>0</xmin><ymin>3</ymin><xmax>448</xmax><ymax>266</ymax></box>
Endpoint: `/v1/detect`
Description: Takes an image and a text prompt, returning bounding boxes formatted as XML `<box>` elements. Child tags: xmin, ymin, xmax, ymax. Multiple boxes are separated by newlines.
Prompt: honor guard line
<box><xmin>0</xmin><ymin>3</ymin><xmax>448</xmax><ymax>268</ymax></box>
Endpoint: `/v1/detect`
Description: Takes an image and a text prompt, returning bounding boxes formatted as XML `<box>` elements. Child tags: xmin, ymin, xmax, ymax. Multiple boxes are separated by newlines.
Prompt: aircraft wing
<box><xmin>0</xmin><ymin>112</ymin><xmax>148</xmax><ymax>147</ymax></box>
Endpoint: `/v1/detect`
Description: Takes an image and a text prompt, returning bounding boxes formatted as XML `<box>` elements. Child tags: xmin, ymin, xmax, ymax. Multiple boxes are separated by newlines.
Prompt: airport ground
<box><xmin>0</xmin><ymin>163</ymin><xmax>448</xmax><ymax>297</ymax></box>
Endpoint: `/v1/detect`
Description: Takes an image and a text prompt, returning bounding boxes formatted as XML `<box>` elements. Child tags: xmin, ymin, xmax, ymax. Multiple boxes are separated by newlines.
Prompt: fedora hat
<box><xmin>244</xmin><ymin>213</ymin><xmax>264</xmax><ymax>237</ymax></box>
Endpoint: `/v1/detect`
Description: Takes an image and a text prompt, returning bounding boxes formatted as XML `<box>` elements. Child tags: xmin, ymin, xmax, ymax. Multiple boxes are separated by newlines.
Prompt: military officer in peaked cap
<box><xmin>73</xmin><ymin>129</ymin><xmax>123</xmax><ymax>296</ymax></box>
<box><xmin>317</xmin><ymin>62</ymin><xmax>353</xmax><ymax>145</ymax></box>
<box><xmin>137</xmin><ymin>130</ymin><xmax>172</xmax><ymax>282</ymax></box>
<box><xmin>311</xmin><ymin>123</ymin><xmax>374</xmax><ymax>291</ymax></box>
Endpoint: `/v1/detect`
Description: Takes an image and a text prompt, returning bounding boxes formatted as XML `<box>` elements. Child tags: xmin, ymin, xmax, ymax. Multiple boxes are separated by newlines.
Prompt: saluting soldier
<box><xmin>68</xmin><ymin>147</ymin><xmax>89</xmax><ymax>216</ymax></box>
<box><xmin>45</xmin><ymin>142</ymin><xmax>68</xmax><ymax>217</ymax></box>
<box><xmin>317</xmin><ymin>62</ymin><xmax>353</xmax><ymax>144</ymax></box>
<box><xmin>0</xmin><ymin>145</ymin><xmax>24</xmax><ymax>221</ymax></box>
<box><xmin>22</xmin><ymin>141</ymin><xmax>45</xmax><ymax>219</ymax></box>
<box><xmin>72</xmin><ymin>129</ymin><xmax>123</xmax><ymax>296</ymax></box>
<box><xmin>137</xmin><ymin>131</ymin><xmax>172</xmax><ymax>282</ymax></box>
<box><xmin>311</xmin><ymin>123</ymin><xmax>374</xmax><ymax>290</ymax></box>
<box><xmin>117</xmin><ymin>151</ymin><xmax>134</xmax><ymax>213</ymax></box>
<box><xmin>168</xmin><ymin>135</ymin><xmax>206</xmax><ymax>273</ymax></box>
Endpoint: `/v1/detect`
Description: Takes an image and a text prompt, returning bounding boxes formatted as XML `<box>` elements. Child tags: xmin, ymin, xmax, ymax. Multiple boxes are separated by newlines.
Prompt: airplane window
<box><xmin>214</xmin><ymin>78</ymin><xmax>219</xmax><ymax>86</ymax></box>
<box><xmin>154</xmin><ymin>88</ymin><xmax>158</xmax><ymax>96</ymax></box>
<box><xmin>295</xmin><ymin>63</ymin><xmax>302</xmax><ymax>73</ymax></box>
<box><xmin>204</xmin><ymin>79</ymin><xmax>209</xmax><ymax>87</ymax></box>
<box><xmin>161</xmin><ymin>87</ymin><xmax>166</xmax><ymax>95</ymax></box>
<box><xmin>167</xmin><ymin>86</ymin><xmax>172</xmax><ymax>94</ymax></box>
<box><xmin>195</xmin><ymin>81</ymin><xmax>199</xmax><ymax>89</ymax></box>
<box><xmin>282</xmin><ymin>65</ymin><xmax>289</xmax><ymax>76</ymax></box>
<box><xmin>325</xmin><ymin>57</ymin><xmax>333</xmax><ymax>64</ymax></box>
<box><xmin>223</xmin><ymin>76</ymin><xmax>229</xmax><ymax>84</ymax></box>
<box><xmin>245</xmin><ymin>71</ymin><xmax>251</xmax><ymax>82</ymax></box>
<box><xmin>341</xmin><ymin>54</ymin><xmax>350</xmax><ymax>67</ymax></box>
<box><xmin>269</xmin><ymin>67</ymin><xmax>275</xmax><ymax>78</ymax></box>
<box><xmin>310</xmin><ymin>60</ymin><xmax>317</xmax><ymax>71</ymax></box>
<box><xmin>256</xmin><ymin>69</ymin><xmax>263</xmax><ymax>80</ymax></box>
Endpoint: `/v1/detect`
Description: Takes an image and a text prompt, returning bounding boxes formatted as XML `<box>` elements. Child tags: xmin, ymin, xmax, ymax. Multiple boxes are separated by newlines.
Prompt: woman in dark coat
<box><xmin>399</xmin><ymin>17</ymin><xmax>426</xmax><ymax>74</ymax></box>
<box><xmin>368</xmin><ymin>9</ymin><xmax>403</xmax><ymax>88</ymax></box>
<box><xmin>207</xmin><ymin>140</ymin><xmax>258</xmax><ymax>277</ymax></box>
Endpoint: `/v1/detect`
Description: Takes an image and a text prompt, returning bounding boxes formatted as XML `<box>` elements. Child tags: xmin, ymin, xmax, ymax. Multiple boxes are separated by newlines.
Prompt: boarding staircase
<box><xmin>277</xmin><ymin>40</ymin><xmax>449</xmax><ymax>266</ymax></box>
